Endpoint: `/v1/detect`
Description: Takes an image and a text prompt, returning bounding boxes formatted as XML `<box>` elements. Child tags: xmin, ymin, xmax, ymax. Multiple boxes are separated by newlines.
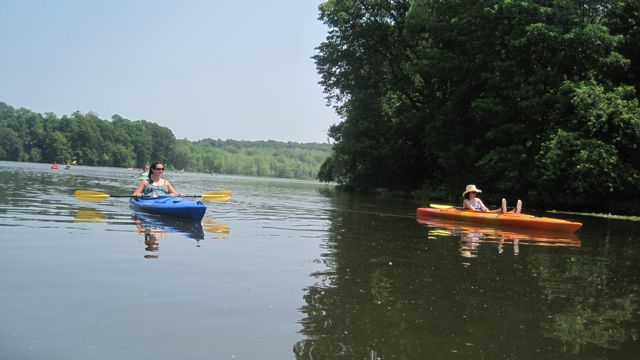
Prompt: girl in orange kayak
<box><xmin>462</xmin><ymin>184</ymin><xmax>522</xmax><ymax>213</ymax></box>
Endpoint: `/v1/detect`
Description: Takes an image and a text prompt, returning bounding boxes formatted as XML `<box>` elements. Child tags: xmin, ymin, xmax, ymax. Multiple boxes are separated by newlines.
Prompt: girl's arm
<box><xmin>476</xmin><ymin>198</ymin><xmax>491</xmax><ymax>212</ymax></box>
<box><xmin>166</xmin><ymin>180</ymin><xmax>182</xmax><ymax>196</ymax></box>
<box><xmin>463</xmin><ymin>199</ymin><xmax>479</xmax><ymax>211</ymax></box>
<box><xmin>133</xmin><ymin>180</ymin><xmax>148</xmax><ymax>197</ymax></box>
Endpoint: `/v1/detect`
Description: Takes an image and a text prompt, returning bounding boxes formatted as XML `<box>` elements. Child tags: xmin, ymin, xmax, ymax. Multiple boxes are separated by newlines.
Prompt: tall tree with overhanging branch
<box><xmin>315</xmin><ymin>0</ymin><xmax>640</xmax><ymax>212</ymax></box>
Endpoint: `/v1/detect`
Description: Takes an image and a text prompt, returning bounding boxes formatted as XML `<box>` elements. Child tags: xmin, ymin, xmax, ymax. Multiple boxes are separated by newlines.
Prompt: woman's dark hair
<box><xmin>148</xmin><ymin>161</ymin><xmax>163</xmax><ymax>180</ymax></box>
<box><xmin>464</xmin><ymin>192</ymin><xmax>477</xmax><ymax>200</ymax></box>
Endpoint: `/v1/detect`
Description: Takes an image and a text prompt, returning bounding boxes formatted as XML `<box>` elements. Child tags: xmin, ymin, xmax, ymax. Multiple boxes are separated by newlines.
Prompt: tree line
<box><xmin>314</xmin><ymin>0</ymin><xmax>640</xmax><ymax>213</ymax></box>
<box><xmin>0</xmin><ymin>102</ymin><xmax>332</xmax><ymax>180</ymax></box>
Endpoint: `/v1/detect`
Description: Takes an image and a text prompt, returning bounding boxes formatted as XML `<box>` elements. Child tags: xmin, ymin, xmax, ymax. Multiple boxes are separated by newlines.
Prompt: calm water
<box><xmin>1</xmin><ymin>161</ymin><xmax>639</xmax><ymax>359</ymax></box>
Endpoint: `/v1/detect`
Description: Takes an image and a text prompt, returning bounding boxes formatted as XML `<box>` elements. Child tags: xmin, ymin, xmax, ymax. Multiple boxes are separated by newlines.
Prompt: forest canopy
<box><xmin>0</xmin><ymin>102</ymin><xmax>331</xmax><ymax>180</ymax></box>
<box><xmin>314</xmin><ymin>0</ymin><xmax>640</xmax><ymax>213</ymax></box>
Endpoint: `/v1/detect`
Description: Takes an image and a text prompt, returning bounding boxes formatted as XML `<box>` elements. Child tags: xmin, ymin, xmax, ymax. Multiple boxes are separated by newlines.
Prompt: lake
<box><xmin>0</xmin><ymin>161</ymin><xmax>638</xmax><ymax>359</ymax></box>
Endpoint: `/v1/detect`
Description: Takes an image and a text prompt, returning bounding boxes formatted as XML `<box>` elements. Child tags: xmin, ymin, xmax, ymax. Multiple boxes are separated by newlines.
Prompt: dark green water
<box><xmin>0</xmin><ymin>161</ymin><xmax>638</xmax><ymax>359</ymax></box>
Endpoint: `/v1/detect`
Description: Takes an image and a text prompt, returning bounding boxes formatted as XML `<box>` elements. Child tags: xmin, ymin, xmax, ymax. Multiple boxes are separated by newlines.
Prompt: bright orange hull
<box><xmin>416</xmin><ymin>207</ymin><xmax>582</xmax><ymax>233</ymax></box>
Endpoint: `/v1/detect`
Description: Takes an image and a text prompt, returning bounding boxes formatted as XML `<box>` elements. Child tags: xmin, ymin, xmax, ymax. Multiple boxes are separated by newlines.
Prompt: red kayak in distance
<box><xmin>416</xmin><ymin>207</ymin><xmax>582</xmax><ymax>233</ymax></box>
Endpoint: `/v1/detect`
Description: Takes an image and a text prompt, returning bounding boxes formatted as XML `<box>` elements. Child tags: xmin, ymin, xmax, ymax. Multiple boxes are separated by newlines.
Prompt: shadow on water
<box><xmin>294</xmin><ymin>192</ymin><xmax>640</xmax><ymax>360</ymax></box>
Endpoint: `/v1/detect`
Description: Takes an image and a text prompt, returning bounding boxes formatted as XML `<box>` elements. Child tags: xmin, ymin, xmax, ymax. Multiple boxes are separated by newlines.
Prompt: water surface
<box><xmin>0</xmin><ymin>161</ymin><xmax>638</xmax><ymax>359</ymax></box>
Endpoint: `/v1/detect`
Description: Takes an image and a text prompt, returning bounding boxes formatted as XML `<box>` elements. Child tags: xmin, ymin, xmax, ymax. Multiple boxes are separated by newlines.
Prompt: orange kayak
<box><xmin>416</xmin><ymin>207</ymin><xmax>582</xmax><ymax>233</ymax></box>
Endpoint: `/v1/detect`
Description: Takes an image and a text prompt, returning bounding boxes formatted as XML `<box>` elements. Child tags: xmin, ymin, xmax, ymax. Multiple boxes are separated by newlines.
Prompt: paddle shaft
<box><xmin>75</xmin><ymin>189</ymin><xmax>232</xmax><ymax>203</ymax></box>
<box><xmin>129</xmin><ymin>195</ymin><xmax>202</xmax><ymax>198</ymax></box>
<box><xmin>95</xmin><ymin>194</ymin><xmax>219</xmax><ymax>199</ymax></box>
<box><xmin>430</xmin><ymin>203</ymin><xmax>517</xmax><ymax>210</ymax></box>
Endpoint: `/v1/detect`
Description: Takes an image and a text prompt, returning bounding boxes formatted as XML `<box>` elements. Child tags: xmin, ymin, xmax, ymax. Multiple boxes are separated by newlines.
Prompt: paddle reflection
<box><xmin>73</xmin><ymin>209</ymin><xmax>107</xmax><ymax>223</ymax></box>
<box><xmin>202</xmin><ymin>219</ymin><xmax>231</xmax><ymax>240</ymax></box>
<box><xmin>417</xmin><ymin>217</ymin><xmax>581</xmax><ymax>258</ymax></box>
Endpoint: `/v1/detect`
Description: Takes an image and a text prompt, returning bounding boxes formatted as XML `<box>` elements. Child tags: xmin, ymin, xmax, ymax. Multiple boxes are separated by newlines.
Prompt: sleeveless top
<box><xmin>143</xmin><ymin>179</ymin><xmax>169</xmax><ymax>196</ymax></box>
<box><xmin>467</xmin><ymin>199</ymin><xmax>482</xmax><ymax>211</ymax></box>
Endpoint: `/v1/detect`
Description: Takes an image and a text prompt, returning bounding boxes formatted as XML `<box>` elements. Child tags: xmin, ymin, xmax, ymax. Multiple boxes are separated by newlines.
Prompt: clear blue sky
<box><xmin>0</xmin><ymin>0</ymin><xmax>339</xmax><ymax>143</ymax></box>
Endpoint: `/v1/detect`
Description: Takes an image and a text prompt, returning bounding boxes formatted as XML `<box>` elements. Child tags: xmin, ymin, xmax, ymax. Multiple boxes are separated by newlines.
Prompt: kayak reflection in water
<box><xmin>459</xmin><ymin>231</ymin><xmax>484</xmax><ymax>258</ymax></box>
<box><xmin>462</xmin><ymin>184</ymin><xmax>522</xmax><ymax>214</ymax></box>
<box><xmin>459</xmin><ymin>231</ymin><xmax>521</xmax><ymax>258</ymax></box>
<box><xmin>133</xmin><ymin>161</ymin><xmax>183</xmax><ymax>198</ymax></box>
<box><xmin>133</xmin><ymin>215</ymin><xmax>166</xmax><ymax>259</ymax></box>
<box><xmin>420</xmin><ymin>217</ymin><xmax>580</xmax><ymax>260</ymax></box>
<box><xmin>144</xmin><ymin>232</ymin><xmax>161</xmax><ymax>259</ymax></box>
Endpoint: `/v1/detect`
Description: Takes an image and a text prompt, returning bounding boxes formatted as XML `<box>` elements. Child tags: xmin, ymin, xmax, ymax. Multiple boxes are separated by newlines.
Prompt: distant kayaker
<box><xmin>133</xmin><ymin>161</ymin><xmax>183</xmax><ymax>197</ymax></box>
<box><xmin>138</xmin><ymin>165</ymin><xmax>149</xmax><ymax>180</ymax></box>
<box><xmin>462</xmin><ymin>184</ymin><xmax>522</xmax><ymax>213</ymax></box>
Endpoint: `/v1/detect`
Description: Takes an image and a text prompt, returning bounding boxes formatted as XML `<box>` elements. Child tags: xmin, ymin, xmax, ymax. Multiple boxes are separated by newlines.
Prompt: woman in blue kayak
<box><xmin>133</xmin><ymin>161</ymin><xmax>183</xmax><ymax>197</ymax></box>
<box><xmin>462</xmin><ymin>184</ymin><xmax>522</xmax><ymax>213</ymax></box>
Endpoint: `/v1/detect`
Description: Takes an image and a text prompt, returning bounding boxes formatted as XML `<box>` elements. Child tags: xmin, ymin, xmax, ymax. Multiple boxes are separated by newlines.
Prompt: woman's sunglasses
<box><xmin>155</xmin><ymin>167</ymin><xmax>164</xmax><ymax>171</ymax></box>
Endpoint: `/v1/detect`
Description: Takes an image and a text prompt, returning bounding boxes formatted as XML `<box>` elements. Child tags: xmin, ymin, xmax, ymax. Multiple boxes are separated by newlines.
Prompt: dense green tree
<box><xmin>604</xmin><ymin>0</ymin><xmax>640</xmax><ymax>92</ymax></box>
<box><xmin>0</xmin><ymin>101</ymin><xmax>330</xmax><ymax>180</ymax></box>
<box><xmin>43</xmin><ymin>131</ymin><xmax>72</xmax><ymax>163</ymax></box>
<box><xmin>21</xmin><ymin>111</ymin><xmax>47</xmax><ymax>160</ymax></box>
<box><xmin>107</xmin><ymin>143</ymin><xmax>135</xmax><ymax>168</ymax></box>
<box><xmin>149</xmin><ymin>123</ymin><xmax>176</xmax><ymax>162</ymax></box>
<box><xmin>315</xmin><ymin>0</ymin><xmax>640</xmax><ymax>212</ymax></box>
<box><xmin>0</xmin><ymin>127</ymin><xmax>22</xmax><ymax>160</ymax></box>
<box><xmin>314</xmin><ymin>0</ymin><xmax>428</xmax><ymax>191</ymax></box>
<box><xmin>111</xmin><ymin>116</ymin><xmax>154</xmax><ymax>167</ymax></box>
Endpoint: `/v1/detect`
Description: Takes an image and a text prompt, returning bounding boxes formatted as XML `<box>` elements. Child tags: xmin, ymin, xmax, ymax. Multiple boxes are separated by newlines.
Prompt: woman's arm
<box><xmin>463</xmin><ymin>199</ymin><xmax>479</xmax><ymax>211</ymax></box>
<box><xmin>133</xmin><ymin>180</ymin><xmax>148</xmax><ymax>197</ymax></box>
<box><xmin>476</xmin><ymin>198</ymin><xmax>491</xmax><ymax>212</ymax></box>
<box><xmin>166</xmin><ymin>180</ymin><xmax>182</xmax><ymax>196</ymax></box>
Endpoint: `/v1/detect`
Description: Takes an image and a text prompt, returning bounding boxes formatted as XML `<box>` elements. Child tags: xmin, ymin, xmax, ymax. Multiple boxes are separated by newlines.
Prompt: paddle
<box><xmin>430</xmin><ymin>202</ymin><xmax>520</xmax><ymax>212</ymax></box>
<box><xmin>75</xmin><ymin>190</ymin><xmax>232</xmax><ymax>203</ymax></box>
<box><xmin>429</xmin><ymin>203</ymin><xmax>457</xmax><ymax>209</ymax></box>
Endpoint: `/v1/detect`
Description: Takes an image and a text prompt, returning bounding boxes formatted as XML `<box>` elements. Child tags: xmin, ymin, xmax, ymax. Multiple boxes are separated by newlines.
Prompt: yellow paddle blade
<box><xmin>201</xmin><ymin>190</ymin><xmax>232</xmax><ymax>202</ymax></box>
<box><xmin>203</xmin><ymin>219</ymin><xmax>230</xmax><ymax>234</ymax></box>
<box><xmin>74</xmin><ymin>209</ymin><xmax>107</xmax><ymax>222</ymax></box>
<box><xmin>430</xmin><ymin>229</ymin><xmax>453</xmax><ymax>236</ymax></box>
<box><xmin>75</xmin><ymin>190</ymin><xmax>110</xmax><ymax>202</ymax></box>
<box><xmin>429</xmin><ymin>203</ymin><xmax>454</xmax><ymax>209</ymax></box>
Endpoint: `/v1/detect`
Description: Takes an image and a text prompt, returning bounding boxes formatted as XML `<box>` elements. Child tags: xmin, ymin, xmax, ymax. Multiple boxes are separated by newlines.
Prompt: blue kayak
<box><xmin>129</xmin><ymin>196</ymin><xmax>207</xmax><ymax>221</ymax></box>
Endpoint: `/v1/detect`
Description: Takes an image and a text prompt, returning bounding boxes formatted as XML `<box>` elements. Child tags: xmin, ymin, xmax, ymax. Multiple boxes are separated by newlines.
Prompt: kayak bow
<box><xmin>130</xmin><ymin>196</ymin><xmax>207</xmax><ymax>221</ymax></box>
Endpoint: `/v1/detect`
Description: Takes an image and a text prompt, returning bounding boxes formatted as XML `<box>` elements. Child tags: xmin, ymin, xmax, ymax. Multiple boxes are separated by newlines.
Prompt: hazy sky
<box><xmin>0</xmin><ymin>0</ymin><xmax>340</xmax><ymax>143</ymax></box>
